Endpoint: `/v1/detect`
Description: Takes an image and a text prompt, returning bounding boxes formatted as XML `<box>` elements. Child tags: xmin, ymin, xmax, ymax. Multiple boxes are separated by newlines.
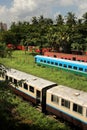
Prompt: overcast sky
<box><xmin>0</xmin><ymin>0</ymin><xmax>87</xmax><ymax>28</ymax></box>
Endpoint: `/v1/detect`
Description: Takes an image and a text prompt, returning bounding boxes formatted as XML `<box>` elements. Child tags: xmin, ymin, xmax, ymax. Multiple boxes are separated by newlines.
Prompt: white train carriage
<box><xmin>5</xmin><ymin>68</ymin><xmax>57</xmax><ymax>112</ymax></box>
<box><xmin>46</xmin><ymin>85</ymin><xmax>87</xmax><ymax>130</ymax></box>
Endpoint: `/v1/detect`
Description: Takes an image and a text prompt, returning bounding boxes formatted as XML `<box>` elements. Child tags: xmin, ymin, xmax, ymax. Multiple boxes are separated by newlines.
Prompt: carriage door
<box><xmin>36</xmin><ymin>90</ymin><xmax>41</xmax><ymax>104</ymax></box>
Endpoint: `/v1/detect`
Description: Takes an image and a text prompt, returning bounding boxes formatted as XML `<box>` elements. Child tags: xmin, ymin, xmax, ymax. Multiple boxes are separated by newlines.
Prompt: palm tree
<box><xmin>56</xmin><ymin>14</ymin><xmax>64</xmax><ymax>25</ymax></box>
<box><xmin>31</xmin><ymin>16</ymin><xmax>38</xmax><ymax>25</ymax></box>
<box><xmin>38</xmin><ymin>15</ymin><xmax>45</xmax><ymax>25</ymax></box>
<box><xmin>65</xmin><ymin>12</ymin><xmax>77</xmax><ymax>27</ymax></box>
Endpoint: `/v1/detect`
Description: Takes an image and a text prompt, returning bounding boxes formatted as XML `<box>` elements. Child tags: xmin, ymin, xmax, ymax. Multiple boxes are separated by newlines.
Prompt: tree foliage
<box><xmin>0</xmin><ymin>42</ymin><xmax>13</xmax><ymax>58</ymax></box>
<box><xmin>0</xmin><ymin>12</ymin><xmax>87</xmax><ymax>53</ymax></box>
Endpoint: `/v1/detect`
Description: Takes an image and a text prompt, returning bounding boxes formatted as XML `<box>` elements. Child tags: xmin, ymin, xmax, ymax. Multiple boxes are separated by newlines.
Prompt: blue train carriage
<box><xmin>5</xmin><ymin>68</ymin><xmax>57</xmax><ymax>113</ymax></box>
<box><xmin>35</xmin><ymin>55</ymin><xmax>87</xmax><ymax>77</ymax></box>
<box><xmin>46</xmin><ymin>85</ymin><xmax>87</xmax><ymax>130</ymax></box>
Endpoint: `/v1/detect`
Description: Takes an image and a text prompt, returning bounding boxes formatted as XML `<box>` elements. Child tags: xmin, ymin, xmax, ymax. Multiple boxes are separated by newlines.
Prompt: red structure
<box><xmin>16</xmin><ymin>45</ymin><xmax>25</xmax><ymax>50</ymax></box>
<box><xmin>44</xmin><ymin>52</ymin><xmax>87</xmax><ymax>62</ymax></box>
<box><xmin>7</xmin><ymin>44</ymin><xmax>15</xmax><ymax>49</ymax></box>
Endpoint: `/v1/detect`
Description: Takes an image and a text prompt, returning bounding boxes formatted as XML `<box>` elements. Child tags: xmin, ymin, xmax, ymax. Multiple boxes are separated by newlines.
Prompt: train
<box><xmin>35</xmin><ymin>55</ymin><xmax>87</xmax><ymax>77</ymax></box>
<box><xmin>0</xmin><ymin>68</ymin><xmax>87</xmax><ymax>129</ymax></box>
<box><xmin>44</xmin><ymin>52</ymin><xmax>87</xmax><ymax>62</ymax></box>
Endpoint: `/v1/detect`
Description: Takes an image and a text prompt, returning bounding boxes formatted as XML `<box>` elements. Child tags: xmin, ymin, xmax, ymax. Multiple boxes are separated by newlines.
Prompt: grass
<box><xmin>0</xmin><ymin>51</ymin><xmax>85</xmax><ymax>130</ymax></box>
<box><xmin>0</xmin><ymin>81</ymin><xmax>71</xmax><ymax>130</ymax></box>
<box><xmin>0</xmin><ymin>50</ymin><xmax>87</xmax><ymax>91</ymax></box>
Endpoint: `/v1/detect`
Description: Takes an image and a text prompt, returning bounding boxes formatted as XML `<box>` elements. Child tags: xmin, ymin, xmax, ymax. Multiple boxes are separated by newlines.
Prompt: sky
<box><xmin>0</xmin><ymin>0</ymin><xmax>87</xmax><ymax>28</ymax></box>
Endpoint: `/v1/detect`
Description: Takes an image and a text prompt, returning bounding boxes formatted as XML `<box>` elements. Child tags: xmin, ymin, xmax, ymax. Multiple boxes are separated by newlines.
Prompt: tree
<box><xmin>1</xmin><ymin>31</ymin><xmax>16</xmax><ymax>45</ymax></box>
<box><xmin>10</xmin><ymin>21</ymin><xmax>30</xmax><ymax>45</ymax></box>
<box><xmin>31</xmin><ymin>16</ymin><xmax>38</xmax><ymax>25</ymax></box>
<box><xmin>44</xmin><ymin>18</ymin><xmax>53</xmax><ymax>25</ymax></box>
<box><xmin>77</xmin><ymin>18</ymin><xmax>82</xmax><ymax>25</ymax></box>
<box><xmin>0</xmin><ymin>43</ymin><xmax>7</xmax><ymax>58</ymax></box>
<box><xmin>38</xmin><ymin>15</ymin><xmax>45</xmax><ymax>25</ymax></box>
<box><xmin>38</xmin><ymin>25</ymin><xmax>47</xmax><ymax>54</ymax></box>
<box><xmin>56</xmin><ymin>14</ymin><xmax>64</xmax><ymax>25</ymax></box>
<box><xmin>65</xmin><ymin>12</ymin><xmax>77</xmax><ymax>27</ymax></box>
<box><xmin>0</xmin><ymin>12</ymin><xmax>86</xmax><ymax>54</ymax></box>
<box><xmin>0</xmin><ymin>42</ymin><xmax>13</xmax><ymax>58</ymax></box>
<box><xmin>82</xmin><ymin>12</ymin><xmax>87</xmax><ymax>24</ymax></box>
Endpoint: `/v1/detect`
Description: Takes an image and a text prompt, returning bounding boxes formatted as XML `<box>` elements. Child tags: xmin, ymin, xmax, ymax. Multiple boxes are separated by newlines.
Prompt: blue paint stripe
<box><xmin>46</xmin><ymin>104</ymin><xmax>87</xmax><ymax>125</ymax></box>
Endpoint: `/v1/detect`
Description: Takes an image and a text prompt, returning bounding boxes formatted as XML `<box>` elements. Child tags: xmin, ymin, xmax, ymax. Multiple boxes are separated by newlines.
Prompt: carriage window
<box><xmin>61</xmin><ymin>99</ymin><xmax>70</xmax><ymax>109</ymax></box>
<box><xmin>86</xmin><ymin>109</ymin><xmax>87</xmax><ymax>117</ymax></box>
<box><xmin>47</xmin><ymin>61</ymin><xmax>50</xmax><ymax>64</ymax></box>
<box><xmin>24</xmin><ymin>83</ymin><xmax>28</xmax><ymax>90</ymax></box>
<box><xmin>14</xmin><ymin>79</ymin><xmax>17</xmax><ymax>85</ymax></box>
<box><xmin>29</xmin><ymin>86</ymin><xmax>34</xmax><ymax>93</ymax></box>
<box><xmin>55</xmin><ymin>62</ymin><xmax>58</xmax><ymax>65</ymax></box>
<box><xmin>54</xmin><ymin>55</ymin><xmax>57</xmax><ymax>58</ymax></box>
<box><xmin>6</xmin><ymin>75</ymin><xmax>8</xmax><ymax>80</ymax></box>
<box><xmin>68</xmin><ymin>65</ymin><xmax>72</xmax><ymax>69</ymax></box>
<box><xmin>40</xmin><ymin>59</ymin><xmax>43</xmax><ymax>62</ymax></box>
<box><xmin>51</xmin><ymin>62</ymin><xmax>54</xmax><ymax>64</ymax></box>
<box><xmin>73</xmin><ymin>103</ymin><xmax>83</xmax><ymax>114</ymax></box>
<box><xmin>51</xmin><ymin>95</ymin><xmax>59</xmax><ymax>104</ymax></box>
<box><xmin>79</xmin><ymin>68</ymin><xmax>83</xmax><ymax>71</ymax></box>
<box><xmin>73</xmin><ymin>66</ymin><xmax>77</xmax><ymax>70</ymax></box>
<box><xmin>85</xmin><ymin>69</ymin><xmax>87</xmax><ymax>72</ymax></box>
<box><xmin>18</xmin><ymin>81</ymin><xmax>22</xmax><ymax>87</ymax></box>
<box><xmin>59</xmin><ymin>63</ymin><xmax>62</xmax><ymax>66</ymax></box>
<box><xmin>9</xmin><ymin>77</ymin><xmax>12</xmax><ymax>82</ymax></box>
<box><xmin>64</xmin><ymin>64</ymin><xmax>67</xmax><ymax>68</ymax></box>
<box><xmin>44</xmin><ymin>60</ymin><xmax>46</xmax><ymax>63</ymax></box>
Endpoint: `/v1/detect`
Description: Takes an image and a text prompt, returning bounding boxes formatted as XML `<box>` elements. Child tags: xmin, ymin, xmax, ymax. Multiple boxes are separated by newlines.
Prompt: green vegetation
<box><xmin>0</xmin><ymin>50</ymin><xmax>87</xmax><ymax>91</ymax></box>
<box><xmin>0</xmin><ymin>50</ymin><xmax>87</xmax><ymax>130</ymax></box>
<box><xmin>0</xmin><ymin>11</ymin><xmax>87</xmax><ymax>130</ymax></box>
<box><xmin>0</xmin><ymin>42</ymin><xmax>13</xmax><ymax>58</ymax></box>
<box><xmin>0</xmin><ymin>81</ymin><xmax>71</xmax><ymax>130</ymax></box>
<box><xmin>0</xmin><ymin>12</ymin><xmax>87</xmax><ymax>54</ymax></box>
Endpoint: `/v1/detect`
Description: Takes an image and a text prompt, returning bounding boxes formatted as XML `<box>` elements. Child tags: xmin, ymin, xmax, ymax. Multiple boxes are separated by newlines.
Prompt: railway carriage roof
<box><xmin>35</xmin><ymin>55</ymin><xmax>87</xmax><ymax>66</ymax></box>
<box><xmin>6</xmin><ymin>68</ymin><xmax>56</xmax><ymax>90</ymax></box>
<box><xmin>47</xmin><ymin>85</ymin><xmax>87</xmax><ymax>107</ymax></box>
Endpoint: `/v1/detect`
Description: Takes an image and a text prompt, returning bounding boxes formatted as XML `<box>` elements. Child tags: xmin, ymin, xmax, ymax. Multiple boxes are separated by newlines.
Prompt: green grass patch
<box><xmin>0</xmin><ymin>50</ymin><xmax>87</xmax><ymax>92</ymax></box>
<box><xmin>0</xmin><ymin>51</ymin><xmax>85</xmax><ymax>130</ymax></box>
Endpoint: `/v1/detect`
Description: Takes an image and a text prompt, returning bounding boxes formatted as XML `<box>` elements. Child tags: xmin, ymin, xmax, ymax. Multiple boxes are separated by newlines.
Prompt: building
<box><xmin>0</xmin><ymin>22</ymin><xmax>7</xmax><ymax>31</ymax></box>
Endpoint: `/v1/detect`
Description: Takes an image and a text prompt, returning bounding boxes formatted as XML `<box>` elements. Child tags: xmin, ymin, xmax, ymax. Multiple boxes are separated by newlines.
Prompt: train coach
<box><xmin>3</xmin><ymin>68</ymin><xmax>57</xmax><ymax>113</ymax></box>
<box><xmin>46</xmin><ymin>85</ymin><xmax>87</xmax><ymax>130</ymax></box>
<box><xmin>44</xmin><ymin>52</ymin><xmax>87</xmax><ymax>62</ymax></box>
<box><xmin>0</xmin><ymin>68</ymin><xmax>87</xmax><ymax>129</ymax></box>
<box><xmin>35</xmin><ymin>55</ymin><xmax>87</xmax><ymax>77</ymax></box>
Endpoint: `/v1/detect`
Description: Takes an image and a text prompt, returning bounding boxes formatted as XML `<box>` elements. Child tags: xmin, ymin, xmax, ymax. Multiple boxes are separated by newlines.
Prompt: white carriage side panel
<box><xmin>46</xmin><ymin>91</ymin><xmax>87</xmax><ymax>123</ymax></box>
<box><xmin>7</xmin><ymin>76</ymin><xmax>36</xmax><ymax>100</ymax></box>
